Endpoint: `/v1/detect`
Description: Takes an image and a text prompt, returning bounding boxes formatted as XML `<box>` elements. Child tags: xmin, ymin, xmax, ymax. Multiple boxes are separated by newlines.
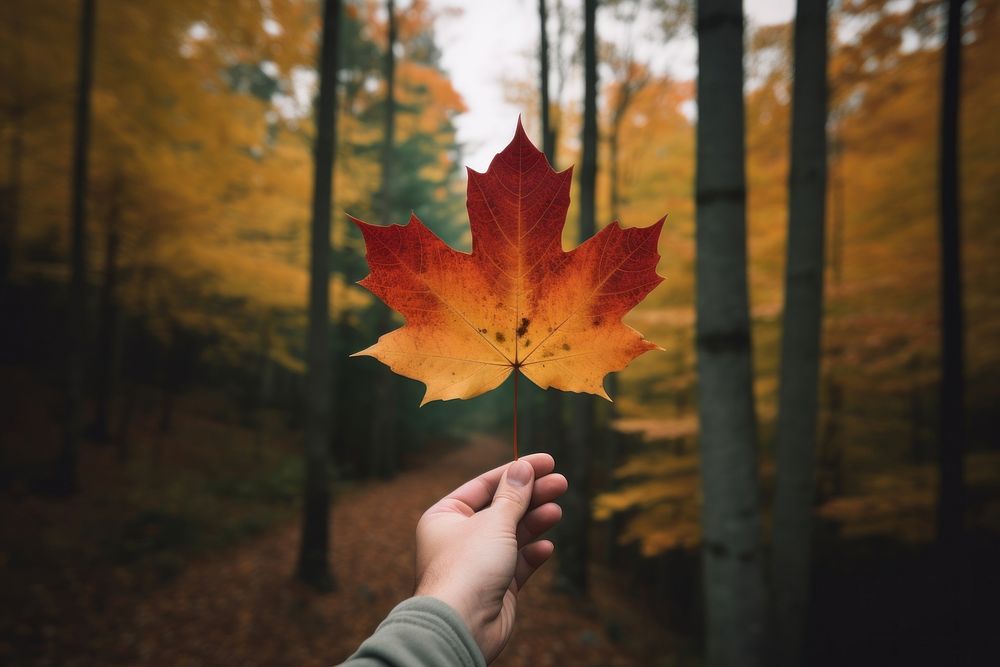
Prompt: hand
<box><xmin>414</xmin><ymin>453</ymin><xmax>568</xmax><ymax>663</ymax></box>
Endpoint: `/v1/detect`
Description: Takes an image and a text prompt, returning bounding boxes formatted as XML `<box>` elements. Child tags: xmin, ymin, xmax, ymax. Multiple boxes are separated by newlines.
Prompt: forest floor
<box><xmin>0</xmin><ymin>385</ymin><xmax>681</xmax><ymax>667</ymax></box>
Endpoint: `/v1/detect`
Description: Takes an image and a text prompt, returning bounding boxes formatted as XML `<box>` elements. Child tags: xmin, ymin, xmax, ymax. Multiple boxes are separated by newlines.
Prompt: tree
<box><xmin>694</xmin><ymin>0</ymin><xmax>767</xmax><ymax>665</ymax></box>
<box><xmin>539</xmin><ymin>0</ymin><xmax>556</xmax><ymax>162</ymax></box>
<box><xmin>0</xmin><ymin>4</ymin><xmax>27</xmax><ymax>286</ymax></box>
<box><xmin>770</xmin><ymin>0</ymin><xmax>828</xmax><ymax>665</ymax></box>
<box><xmin>558</xmin><ymin>0</ymin><xmax>599</xmax><ymax>596</ymax></box>
<box><xmin>535</xmin><ymin>0</ymin><xmax>567</xmax><ymax>467</ymax></box>
<box><xmin>608</xmin><ymin>61</ymin><xmax>648</xmax><ymax>233</ymax></box>
<box><xmin>604</xmin><ymin>2</ymin><xmax>650</xmax><ymax>419</ymax></box>
<box><xmin>57</xmin><ymin>0</ymin><xmax>98</xmax><ymax>495</ymax></box>
<box><xmin>369</xmin><ymin>0</ymin><xmax>398</xmax><ymax>478</ymax></box>
<box><xmin>937</xmin><ymin>0</ymin><xmax>967</xmax><ymax>654</ymax></box>
<box><xmin>936</xmin><ymin>0</ymin><xmax>965</xmax><ymax>548</ymax></box>
<box><xmin>297</xmin><ymin>0</ymin><xmax>342</xmax><ymax>591</ymax></box>
<box><xmin>544</xmin><ymin>0</ymin><xmax>574</xmax><ymax>163</ymax></box>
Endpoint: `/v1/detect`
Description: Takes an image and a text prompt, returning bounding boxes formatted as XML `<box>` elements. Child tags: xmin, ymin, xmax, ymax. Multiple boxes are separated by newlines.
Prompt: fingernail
<box><xmin>507</xmin><ymin>460</ymin><xmax>532</xmax><ymax>487</ymax></box>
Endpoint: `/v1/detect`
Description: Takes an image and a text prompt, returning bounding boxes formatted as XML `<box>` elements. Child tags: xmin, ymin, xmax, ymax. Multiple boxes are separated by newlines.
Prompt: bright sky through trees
<box><xmin>428</xmin><ymin>0</ymin><xmax>795</xmax><ymax>170</ymax></box>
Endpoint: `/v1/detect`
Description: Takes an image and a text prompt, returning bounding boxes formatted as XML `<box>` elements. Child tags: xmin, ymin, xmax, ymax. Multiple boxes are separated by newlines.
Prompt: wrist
<box><xmin>416</xmin><ymin>581</ymin><xmax>473</xmax><ymax>627</ymax></box>
<box><xmin>415</xmin><ymin>581</ymin><xmax>485</xmax><ymax>652</ymax></box>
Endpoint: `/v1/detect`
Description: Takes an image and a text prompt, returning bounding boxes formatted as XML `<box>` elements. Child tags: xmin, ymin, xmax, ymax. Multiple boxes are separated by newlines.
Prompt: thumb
<box><xmin>489</xmin><ymin>459</ymin><xmax>535</xmax><ymax>526</ymax></box>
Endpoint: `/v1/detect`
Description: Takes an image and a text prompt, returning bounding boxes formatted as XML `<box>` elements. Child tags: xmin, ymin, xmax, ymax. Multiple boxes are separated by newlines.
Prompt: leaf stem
<box><xmin>513</xmin><ymin>366</ymin><xmax>519</xmax><ymax>460</ymax></box>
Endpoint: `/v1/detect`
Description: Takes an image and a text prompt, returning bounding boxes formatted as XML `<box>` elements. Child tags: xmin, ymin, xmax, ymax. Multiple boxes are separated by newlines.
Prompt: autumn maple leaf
<box><xmin>351</xmin><ymin>119</ymin><xmax>664</xmax><ymax>411</ymax></box>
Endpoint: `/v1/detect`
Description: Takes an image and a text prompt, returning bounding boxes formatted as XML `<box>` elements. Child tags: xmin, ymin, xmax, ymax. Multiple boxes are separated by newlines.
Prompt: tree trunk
<box><xmin>0</xmin><ymin>8</ymin><xmax>25</xmax><ymax>285</ymax></box>
<box><xmin>370</xmin><ymin>0</ymin><xmax>398</xmax><ymax>479</ymax></box>
<box><xmin>297</xmin><ymin>0</ymin><xmax>342</xmax><ymax>592</ymax></box>
<box><xmin>606</xmin><ymin>115</ymin><xmax>622</xmax><ymax>416</ymax></box>
<box><xmin>91</xmin><ymin>183</ymin><xmax>123</xmax><ymax>443</ymax></box>
<box><xmin>0</xmin><ymin>111</ymin><xmax>23</xmax><ymax>285</ymax></box>
<box><xmin>937</xmin><ymin>0</ymin><xmax>965</xmax><ymax>551</ymax></box>
<box><xmin>770</xmin><ymin>1</ymin><xmax>828</xmax><ymax>664</ymax></box>
<box><xmin>937</xmin><ymin>0</ymin><xmax>966</xmax><ymax>655</ymax></box>
<box><xmin>579</xmin><ymin>0</ymin><xmax>597</xmax><ymax>245</ymax></box>
<box><xmin>57</xmin><ymin>0</ymin><xmax>98</xmax><ymax>496</ymax></box>
<box><xmin>694</xmin><ymin>1</ymin><xmax>767</xmax><ymax>665</ymax></box>
<box><xmin>602</xmin><ymin>79</ymin><xmax>635</xmax><ymax>467</ymax></box>
<box><xmin>539</xmin><ymin>0</ymin><xmax>556</xmax><ymax>164</ymax></box>
<box><xmin>606</xmin><ymin>69</ymin><xmax>641</xmax><ymax>419</ymax></box>
<box><xmin>557</xmin><ymin>0</ymin><xmax>598</xmax><ymax>596</ymax></box>
<box><xmin>538</xmin><ymin>0</ymin><xmax>566</xmax><ymax>479</ymax></box>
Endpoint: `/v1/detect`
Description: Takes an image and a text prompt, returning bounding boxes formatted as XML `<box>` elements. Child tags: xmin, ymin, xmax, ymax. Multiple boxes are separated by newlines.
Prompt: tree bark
<box><xmin>937</xmin><ymin>0</ymin><xmax>965</xmax><ymax>552</ymax></box>
<box><xmin>694</xmin><ymin>0</ymin><xmax>767</xmax><ymax>665</ymax></box>
<box><xmin>558</xmin><ymin>0</ymin><xmax>598</xmax><ymax>596</ymax></box>
<box><xmin>370</xmin><ymin>0</ymin><xmax>398</xmax><ymax>479</ymax></box>
<box><xmin>538</xmin><ymin>0</ymin><xmax>566</xmax><ymax>475</ymax></box>
<box><xmin>0</xmin><ymin>110</ymin><xmax>23</xmax><ymax>285</ymax></box>
<box><xmin>57</xmin><ymin>0</ymin><xmax>98</xmax><ymax>495</ymax></box>
<box><xmin>297</xmin><ymin>0</ymin><xmax>342</xmax><ymax>591</ymax></box>
<box><xmin>770</xmin><ymin>1</ymin><xmax>828</xmax><ymax>664</ymax></box>
<box><xmin>606</xmin><ymin>61</ymin><xmax>645</xmax><ymax>416</ymax></box>
<box><xmin>937</xmin><ymin>0</ymin><xmax>966</xmax><ymax>655</ymax></box>
<box><xmin>539</xmin><ymin>0</ymin><xmax>556</xmax><ymax>164</ymax></box>
<box><xmin>0</xmin><ymin>8</ymin><xmax>25</xmax><ymax>285</ymax></box>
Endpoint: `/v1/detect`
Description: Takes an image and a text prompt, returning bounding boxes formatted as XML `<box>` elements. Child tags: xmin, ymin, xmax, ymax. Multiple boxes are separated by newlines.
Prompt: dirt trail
<box><xmin>86</xmin><ymin>435</ymin><xmax>669</xmax><ymax>666</ymax></box>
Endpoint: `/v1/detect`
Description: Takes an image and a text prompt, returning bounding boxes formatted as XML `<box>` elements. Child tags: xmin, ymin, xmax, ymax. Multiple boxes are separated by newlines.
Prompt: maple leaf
<box><xmin>351</xmin><ymin>119</ymin><xmax>664</xmax><ymax>407</ymax></box>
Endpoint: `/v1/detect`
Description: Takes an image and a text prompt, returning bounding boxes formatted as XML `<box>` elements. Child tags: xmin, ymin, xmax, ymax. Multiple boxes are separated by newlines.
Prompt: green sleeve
<box><xmin>338</xmin><ymin>596</ymin><xmax>486</xmax><ymax>667</ymax></box>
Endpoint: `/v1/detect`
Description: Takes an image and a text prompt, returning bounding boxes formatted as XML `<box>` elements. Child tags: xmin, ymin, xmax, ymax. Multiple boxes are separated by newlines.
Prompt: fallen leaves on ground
<box><xmin>2</xmin><ymin>426</ymin><xmax>677</xmax><ymax>666</ymax></box>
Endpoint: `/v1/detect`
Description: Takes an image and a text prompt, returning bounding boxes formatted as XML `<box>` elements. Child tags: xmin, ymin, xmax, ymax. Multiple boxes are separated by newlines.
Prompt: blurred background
<box><xmin>1</xmin><ymin>0</ymin><xmax>998</xmax><ymax>665</ymax></box>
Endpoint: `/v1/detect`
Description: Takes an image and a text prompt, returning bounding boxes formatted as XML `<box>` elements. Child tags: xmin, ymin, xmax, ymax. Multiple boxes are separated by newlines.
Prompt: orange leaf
<box><xmin>352</xmin><ymin>119</ymin><xmax>665</xmax><ymax>405</ymax></box>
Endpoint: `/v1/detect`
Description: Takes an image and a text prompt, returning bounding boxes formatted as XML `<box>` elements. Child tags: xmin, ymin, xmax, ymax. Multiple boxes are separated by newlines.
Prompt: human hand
<box><xmin>414</xmin><ymin>453</ymin><xmax>568</xmax><ymax>663</ymax></box>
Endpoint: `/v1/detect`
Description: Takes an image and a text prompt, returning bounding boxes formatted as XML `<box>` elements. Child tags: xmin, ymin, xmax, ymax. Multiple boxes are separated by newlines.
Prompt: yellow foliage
<box><xmin>3</xmin><ymin>0</ymin><xmax>466</xmax><ymax>372</ymax></box>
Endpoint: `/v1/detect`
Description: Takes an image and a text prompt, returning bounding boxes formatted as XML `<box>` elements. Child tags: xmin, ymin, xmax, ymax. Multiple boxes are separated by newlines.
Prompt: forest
<box><xmin>1</xmin><ymin>0</ymin><xmax>998</xmax><ymax>665</ymax></box>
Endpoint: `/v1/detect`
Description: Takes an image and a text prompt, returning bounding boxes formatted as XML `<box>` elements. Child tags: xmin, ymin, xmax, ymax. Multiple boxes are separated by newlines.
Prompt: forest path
<box><xmin>101</xmin><ymin>434</ymin><xmax>670</xmax><ymax>666</ymax></box>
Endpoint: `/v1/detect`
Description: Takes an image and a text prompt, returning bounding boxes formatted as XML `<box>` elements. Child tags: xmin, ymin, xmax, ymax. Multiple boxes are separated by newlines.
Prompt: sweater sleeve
<box><xmin>338</xmin><ymin>596</ymin><xmax>486</xmax><ymax>667</ymax></box>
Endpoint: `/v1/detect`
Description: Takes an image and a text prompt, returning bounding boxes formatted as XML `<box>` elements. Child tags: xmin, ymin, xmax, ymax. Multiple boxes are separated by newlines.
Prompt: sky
<box><xmin>427</xmin><ymin>0</ymin><xmax>796</xmax><ymax>171</ymax></box>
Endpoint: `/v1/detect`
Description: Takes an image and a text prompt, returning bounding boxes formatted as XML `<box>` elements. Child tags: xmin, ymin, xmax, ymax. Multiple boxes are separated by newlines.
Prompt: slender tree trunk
<box><xmin>539</xmin><ymin>0</ymin><xmax>566</xmax><ymax>472</ymax></box>
<box><xmin>0</xmin><ymin>112</ymin><xmax>23</xmax><ymax>285</ymax></box>
<box><xmin>695</xmin><ymin>1</ymin><xmax>767</xmax><ymax>665</ymax></box>
<box><xmin>370</xmin><ymin>0</ymin><xmax>398</xmax><ymax>479</ymax></box>
<box><xmin>937</xmin><ymin>0</ymin><xmax>965</xmax><ymax>551</ymax></box>
<box><xmin>297</xmin><ymin>0</ymin><xmax>342</xmax><ymax>591</ymax></box>
<box><xmin>539</xmin><ymin>0</ymin><xmax>556</xmax><ymax>164</ymax></box>
<box><xmin>57</xmin><ymin>0</ymin><xmax>97</xmax><ymax>495</ymax></box>
<box><xmin>558</xmin><ymin>0</ymin><xmax>598</xmax><ymax>596</ymax></box>
<box><xmin>579</xmin><ymin>0</ymin><xmax>597</xmax><ymax>244</ymax></box>
<box><xmin>770</xmin><ymin>1</ymin><xmax>828</xmax><ymax>665</ymax></box>
<box><xmin>606</xmin><ymin>122</ymin><xmax>622</xmax><ymax>412</ymax></box>
<box><xmin>602</xmin><ymin>97</ymin><xmax>630</xmax><ymax>466</ymax></box>
<box><xmin>0</xmin><ymin>8</ymin><xmax>25</xmax><ymax>285</ymax></box>
<box><xmin>547</xmin><ymin>0</ymin><xmax>571</xmax><ymax>167</ymax></box>
<box><xmin>606</xmin><ymin>79</ymin><xmax>637</xmax><ymax>418</ymax></box>
<box><xmin>937</xmin><ymin>0</ymin><xmax>966</xmax><ymax>655</ymax></box>
<box><xmin>92</xmin><ymin>183</ymin><xmax>122</xmax><ymax>443</ymax></box>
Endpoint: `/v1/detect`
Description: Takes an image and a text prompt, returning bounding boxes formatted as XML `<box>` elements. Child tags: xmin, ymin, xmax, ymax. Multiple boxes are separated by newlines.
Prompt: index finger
<box><xmin>442</xmin><ymin>453</ymin><xmax>555</xmax><ymax>513</ymax></box>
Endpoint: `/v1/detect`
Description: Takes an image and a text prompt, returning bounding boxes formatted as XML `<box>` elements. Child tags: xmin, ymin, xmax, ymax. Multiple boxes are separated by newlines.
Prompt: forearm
<box><xmin>338</xmin><ymin>596</ymin><xmax>485</xmax><ymax>667</ymax></box>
